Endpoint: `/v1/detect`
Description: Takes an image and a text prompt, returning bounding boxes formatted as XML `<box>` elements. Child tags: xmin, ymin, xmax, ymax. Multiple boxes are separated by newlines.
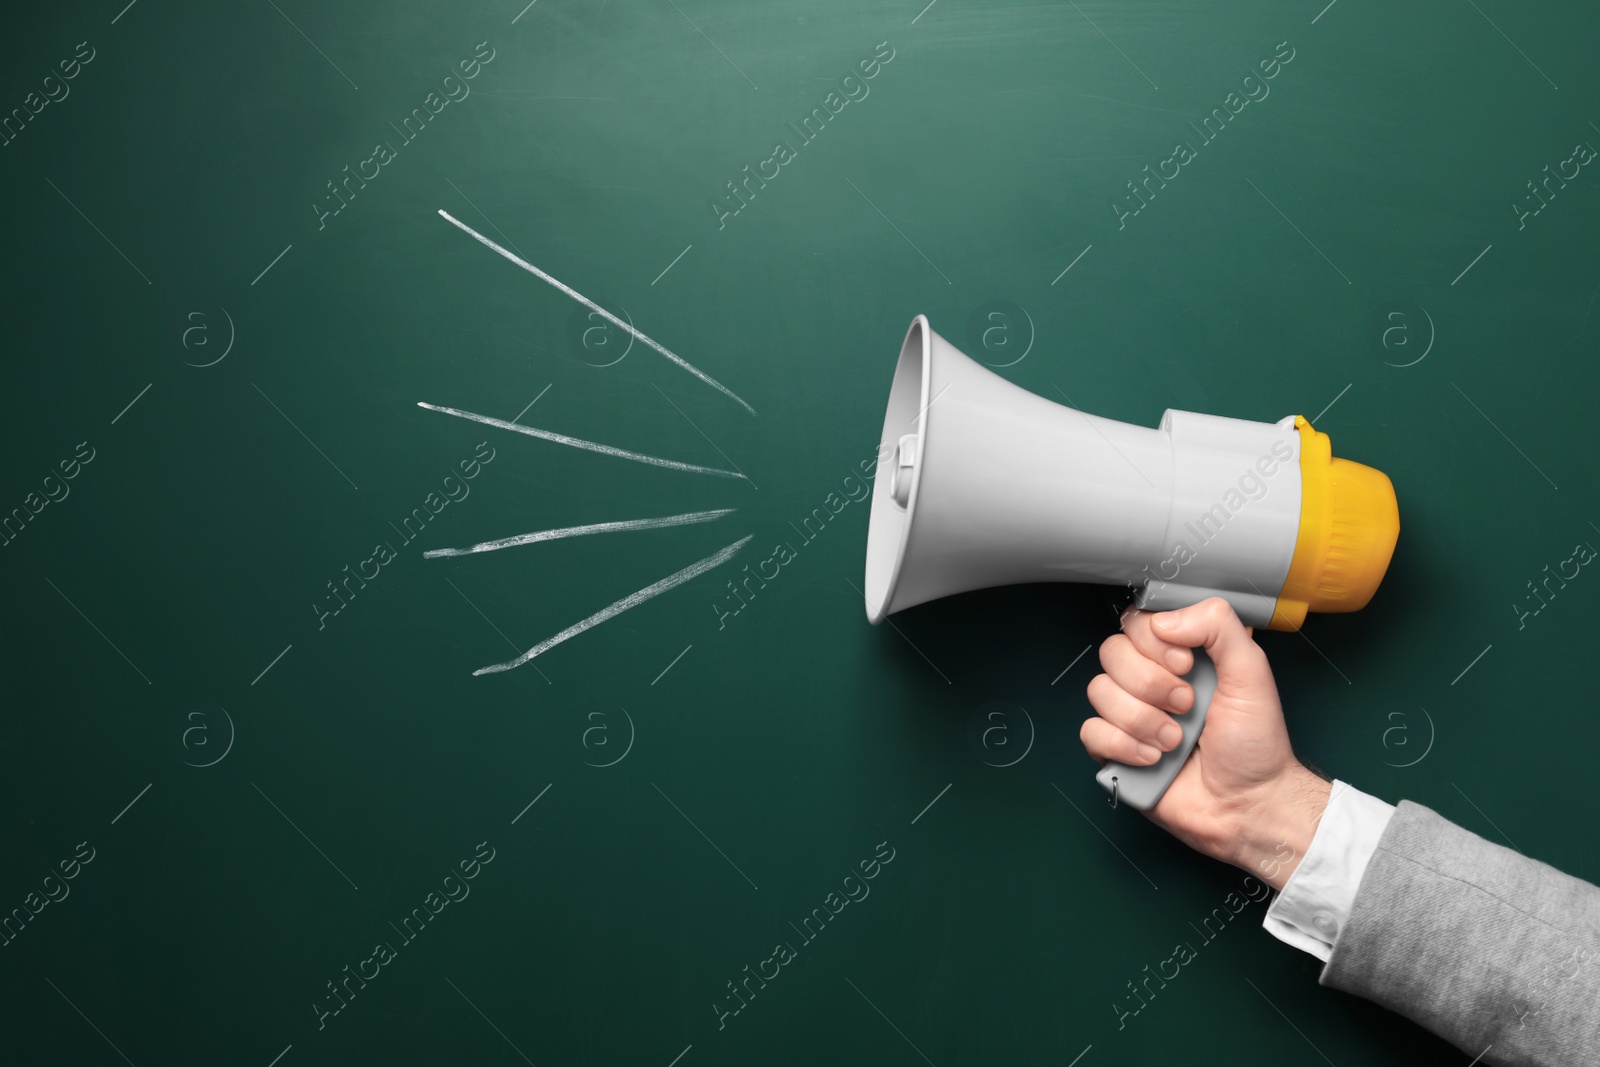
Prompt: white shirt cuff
<box><xmin>1261</xmin><ymin>779</ymin><xmax>1396</xmax><ymax>962</ymax></box>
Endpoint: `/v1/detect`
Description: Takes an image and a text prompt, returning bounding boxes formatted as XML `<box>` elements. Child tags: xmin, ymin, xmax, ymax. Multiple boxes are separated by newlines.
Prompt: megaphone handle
<box><xmin>1094</xmin><ymin>648</ymin><xmax>1217</xmax><ymax>812</ymax></box>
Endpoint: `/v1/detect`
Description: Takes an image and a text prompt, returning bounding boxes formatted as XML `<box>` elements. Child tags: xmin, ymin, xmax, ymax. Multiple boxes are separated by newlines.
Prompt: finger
<box><xmin>1120</xmin><ymin>607</ymin><xmax>1194</xmax><ymax>677</ymax></box>
<box><xmin>1099</xmin><ymin>633</ymin><xmax>1193</xmax><ymax>714</ymax></box>
<box><xmin>1149</xmin><ymin>597</ymin><xmax>1271</xmax><ymax>682</ymax></box>
<box><xmin>1080</xmin><ymin>715</ymin><xmax>1162</xmax><ymax>766</ymax></box>
<box><xmin>1086</xmin><ymin>672</ymin><xmax>1185</xmax><ymax>751</ymax></box>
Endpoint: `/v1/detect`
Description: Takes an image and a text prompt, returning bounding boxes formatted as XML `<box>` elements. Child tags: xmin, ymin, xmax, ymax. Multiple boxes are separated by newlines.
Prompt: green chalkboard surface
<box><xmin>3</xmin><ymin>1</ymin><xmax>1598</xmax><ymax>1063</ymax></box>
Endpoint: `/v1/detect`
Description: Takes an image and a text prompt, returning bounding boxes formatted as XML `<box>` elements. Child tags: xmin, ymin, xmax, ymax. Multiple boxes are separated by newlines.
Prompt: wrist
<box><xmin>1221</xmin><ymin>765</ymin><xmax>1331</xmax><ymax>891</ymax></box>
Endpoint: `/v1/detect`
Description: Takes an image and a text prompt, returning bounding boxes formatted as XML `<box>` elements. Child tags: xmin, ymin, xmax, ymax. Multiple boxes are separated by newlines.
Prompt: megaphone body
<box><xmin>864</xmin><ymin>316</ymin><xmax>1399</xmax><ymax>810</ymax></box>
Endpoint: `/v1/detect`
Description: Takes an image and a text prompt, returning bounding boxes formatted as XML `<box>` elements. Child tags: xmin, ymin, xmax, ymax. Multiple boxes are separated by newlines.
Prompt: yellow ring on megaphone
<box><xmin>1268</xmin><ymin>415</ymin><xmax>1401</xmax><ymax>632</ymax></box>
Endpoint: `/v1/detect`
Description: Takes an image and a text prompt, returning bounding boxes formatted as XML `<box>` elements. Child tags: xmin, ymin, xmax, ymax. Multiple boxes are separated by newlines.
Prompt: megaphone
<box><xmin>864</xmin><ymin>316</ymin><xmax>1399</xmax><ymax>810</ymax></box>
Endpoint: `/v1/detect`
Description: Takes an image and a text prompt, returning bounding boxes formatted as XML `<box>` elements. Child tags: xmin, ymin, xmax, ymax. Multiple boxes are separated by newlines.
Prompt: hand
<box><xmin>1079</xmin><ymin>597</ymin><xmax>1331</xmax><ymax>890</ymax></box>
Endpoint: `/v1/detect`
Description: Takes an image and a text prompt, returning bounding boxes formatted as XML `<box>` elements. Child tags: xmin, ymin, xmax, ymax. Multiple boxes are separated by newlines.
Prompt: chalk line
<box><xmin>417</xmin><ymin>402</ymin><xmax>746</xmax><ymax>480</ymax></box>
<box><xmin>473</xmin><ymin>535</ymin><xmax>753</xmax><ymax>675</ymax></box>
<box><xmin>436</xmin><ymin>209</ymin><xmax>755</xmax><ymax>415</ymax></box>
<box><xmin>425</xmin><ymin>508</ymin><xmax>735</xmax><ymax>558</ymax></box>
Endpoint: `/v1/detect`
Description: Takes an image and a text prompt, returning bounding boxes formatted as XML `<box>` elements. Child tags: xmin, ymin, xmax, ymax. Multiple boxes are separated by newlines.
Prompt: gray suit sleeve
<box><xmin>1319</xmin><ymin>800</ymin><xmax>1600</xmax><ymax>1066</ymax></box>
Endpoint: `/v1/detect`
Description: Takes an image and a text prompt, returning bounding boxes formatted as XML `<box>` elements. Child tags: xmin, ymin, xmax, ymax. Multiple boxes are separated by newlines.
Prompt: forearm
<box><xmin>1218</xmin><ymin>764</ymin><xmax>1332</xmax><ymax>891</ymax></box>
<box><xmin>1321</xmin><ymin>801</ymin><xmax>1600</xmax><ymax>1064</ymax></box>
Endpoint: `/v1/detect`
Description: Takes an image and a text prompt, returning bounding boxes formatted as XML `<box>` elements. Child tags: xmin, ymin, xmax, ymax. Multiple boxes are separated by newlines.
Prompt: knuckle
<box><xmin>1122</xmin><ymin>652</ymin><xmax>1165</xmax><ymax>696</ymax></box>
<box><xmin>1134</xmin><ymin>706</ymin><xmax>1169</xmax><ymax>741</ymax></box>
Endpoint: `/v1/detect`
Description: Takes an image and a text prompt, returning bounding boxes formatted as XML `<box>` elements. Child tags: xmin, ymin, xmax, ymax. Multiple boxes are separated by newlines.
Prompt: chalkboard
<box><xmin>2</xmin><ymin>1</ymin><xmax>1597</xmax><ymax>1064</ymax></box>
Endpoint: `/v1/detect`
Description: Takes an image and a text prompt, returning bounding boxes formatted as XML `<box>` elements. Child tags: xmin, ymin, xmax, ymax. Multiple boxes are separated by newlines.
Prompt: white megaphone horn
<box><xmin>863</xmin><ymin>316</ymin><xmax>1399</xmax><ymax>811</ymax></box>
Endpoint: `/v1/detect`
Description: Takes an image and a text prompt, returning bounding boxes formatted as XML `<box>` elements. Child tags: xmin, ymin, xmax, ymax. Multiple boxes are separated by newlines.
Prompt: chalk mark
<box><xmin>438</xmin><ymin>210</ymin><xmax>754</xmax><ymax>414</ymax></box>
<box><xmin>418</xmin><ymin>402</ymin><xmax>745</xmax><ymax>480</ymax></box>
<box><xmin>473</xmin><ymin>536</ymin><xmax>752</xmax><ymax>675</ymax></box>
<box><xmin>428</xmin><ymin>509</ymin><xmax>734</xmax><ymax>559</ymax></box>
<box><xmin>443</xmin><ymin>577</ymin><xmax>552</xmax><ymax>684</ymax></box>
<box><xmin>445</xmin><ymin>177</ymin><xmax>525</xmax><ymax>257</ymax></box>
<box><xmin>653</xmin><ymin>383</ymin><xmax>755</xmax><ymax>486</ymax></box>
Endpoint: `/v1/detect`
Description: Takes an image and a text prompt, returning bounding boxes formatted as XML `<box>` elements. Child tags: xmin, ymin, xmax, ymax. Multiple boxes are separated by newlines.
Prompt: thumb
<box><xmin>1150</xmin><ymin>597</ymin><xmax>1267</xmax><ymax>680</ymax></box>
